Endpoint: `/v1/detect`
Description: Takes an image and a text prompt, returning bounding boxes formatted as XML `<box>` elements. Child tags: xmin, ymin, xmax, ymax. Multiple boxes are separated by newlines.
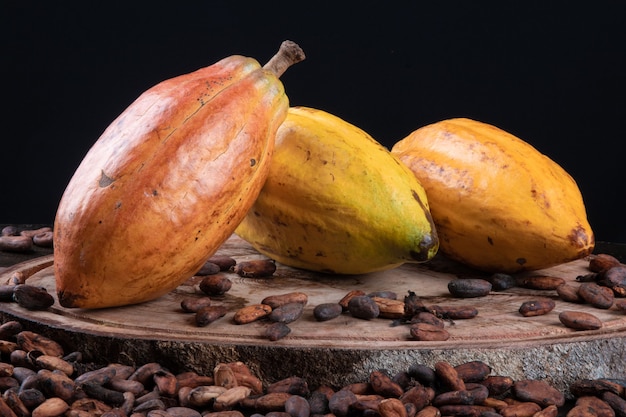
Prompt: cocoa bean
<box><xmin>0</xmin><ymin>236</ymin><xmax>34</xmax><ymax>253</ymax></box>
<box><xmin>566</xmin><ymin>404</ymin><xmax>599</xmax><ymax>417</ymax></box>
<box><xmin>255</xmin><ymin>392</ymin><xmax>292</xmax><ymax>413</ymax></box>
<box><xmin>403</xmin><ymin>291</ymin><xmax>426</xmax><ymax>317</ymax></box>
<box><xmin>176</xmin><ymin>371</ymin><xmax>214</xmax><ymax>389</ymax></box>
<box><xmin>268</xmin><ymin>302</ymin><xmax>305</xmax><ymax>323</ymax></box>
<box><xmin>262</xmin><ymin>292</ymin><xmax>308</xmax><ymax>309</ymax></box>
<box><xmin>378</xmin><ymin>398</ymin><xmax>407</xmax><ymax>417</ymax></box>
<box><xmin>409</xmin><ymin>311</ymin><xmax>445</xmax><ymax>328</ymax></box>
<box><xmin>32</xmin><ymin>231</ymin><xmax>53</xmax><ymax>248</ymax></box>
<box><xmin>328</xmin><ymin>389</ymin><xmax>357</xmax><ymax>417</ymax></box>
<box><xmin>15</xmin><ymin>331</ymin><xmax>64</xmax><ymax>357</ymax></box>
<box><xmin>3</xmin><ymin>387</ymin><xmax>30</xmax><ymax>417</ymax></box>
<box><xmin>308</xmin><ymin>390</ymin><xmax>330</xmax><ymax>414</ymax></box>
<box><xmin>154</xmin><ymin>369</ymin><xmax>178</xmax><ymax>396</ymax></box>
<box><xmin>106</xmin><ymin>377</ymin><xmax>145</xmax><ymax>395</ymax></box>
<box><xmin>429</xmin><ymin>305</ymin><xmax>478</xmax><ymax>320</ymax></box>
<box><xmin>313</xmin><ymin>303</ymin><xmax>343</xmax><ymax>321</ymax></box>
<box><xmin>31</xmin><ymin>397</ymin><xmax>69</xmax><ymax>417</ymax></box>
<box><xmin>434</xmin><ymin>361</ymin><xmax>466</xmax><ymax>391</ymax></box>
<box><xmin>214</xmin><ymin>386</ymin><xmax>252</xmax><ymax>410</ymax></box>
<box><xmin>284</xmin><ymin>394</ymin><xmax>311</xmax><ymax>417</ymax></box>
<box><xmin>206</xmin><ymin>255</ymin><xmax>237</xmax><ymax>271</ymax></box>
<box><xmin>432</xmin><ymin>390</ymin><xmax>474</xmax><ymax>406</ymax></box>
<box><xmin>195</xmin><ymin>305</ymin><xmax>228</xmax><ymax>327</ymax></box>
<box><xmin>454</xmin><ymin>361</ymin><xmax>492</xmax><ymax>383</ymax></box>
<box><xmin>556</xmin><ymin>283</ymin><xmax>583</xmax><ymax>303</ymax></box>
<box><xmin>589</xmin><ymin>253</ymin><xmax>623</xmax><ymax>273</ymax></box>
<box><xmin>479</xmin><ymin>375</ymin><xmax>514</xmax><ymax>396</ymax></box>
<box><xmin>534</xmin><ymin>404</ymin><xmax>559</xmax><ymax>417</ymax></box>
<box><xmin>576</xmin><ymin>273</ymin><xmax>599</xmax><ymax>282</ymax></box>
<box><xmin>487</xmin><ymin>272</ymin><xmax>517</xmax><ymax>291</ymax></box>
<box><xmin>187</xmin><ymin>385</ymin><xmax>227</xmax><ymax>407</ymax></box>
<box><xmin>129</xmin><ymin>362</ymin><xmax>163</xmax><ymax>385</ymax></box>
<box><xmin>12</xmin><ymin>285</ymin><xmax>55</xmax><ymax>310</ymax></box>
<box><xmin>517</xmin><ymin>275</ymin><xmax>566</xmax><ymax>290</ymax></box>
<box><xmin>0</xmin><ymin>320</ymin><xmax>22</xmax><ymax>339</ymax></box>
<box><xmin>199</xmin><ymin>275</ymin><xmax>233</xmax><ymax>296</ymax></box>
<box><xmin>18</xmin><ymin>387</ymin><xmax>46</xmax><ymax>409</ymax></box>
<box><xmin>399</xmin><ymin>385</ymin><xmax>435</xmax><ymax>410</ymax></box>
<box><xmin>34</xmin><ymin>354</ymin><xmax>74</xmax><ymax>376</ymax></box>
<box><xmin>598</xmin><ymin>266</ymin><xmax>626</xmax><ymax>296</ymax></box>
<box><xmin>415</xmin><ymin>405</ymin><xmax>440</xmax><ymax>417</ymax></box>
<box><xmin>196</xmin><ymin>261</ymin><xmax>221</xmax><ymax>276</ymax></box>
<box><xmin>214</xmin><ymin>363</ymin><xmax>238</xmax><ymax>389</ymax></box>
<box><xmin>265</xmin><ymin>322</ymin><xmax>291</xmax><ymax>341</ymax></box>
<box><xmin>267</xmin><ymin>376</ymin><xmax>309</xmax><ymax>396</ymax></box>
<box><xmin>575</xmin><ymin>396</ymin><xmax>615</xmax><ymax>417</ymax></box>
<box><xmin>447</xmin><ymin>278</ymin><xmax>492</xmax><ymax>298</ymax></box>
<box><xmin>601</xmin><ymin>391</ymin><xmax>626</xmax><ymax>417</ymax></box>
<box><xmin>166</xmin><ymin>407</ymin><xmax>204</xmax><ymax>417</ymax></box>
<box><xmin>570</xmin><ymin>378</ymin><xmax>624</xmax><ymax>397</ymax></box>
<box><xmin>465</xmin><ymin>383</ymin><xmax>489</xmax><ymax>404</ymax></box>
<box><xmin>372</xmin><ymin>297</ymin><xmax>406</xmax><ymax>319</ymax></box>
<box><xmin>438</xmin><ymin>404</ymin><xmax>495</xmax><ymax>417</ymax></box>
<box><xmin>409</xmin><ymin>323</ymin><xmax>450</xmax><ymax>341</ymax></box>
<box><xmin>233</xmin><ymin>304</ymin><xmax>272</xmax><ymax>324</ymax></box>
<box><xmin>368</xmin><ymin>290</ymin><xmax>398</xmax><ymax>300</ymax></box>
<box><xmin>407</xmin><ymin>364</ymin><xmax>437</xmax><ymax>386</ymax></box>
<box><xmin>370</xmin><ymin>370</ymin><xmax>404</xmax><ymax>397</ymax></box>
<box><xmin>19</xmin><ymin>227</ymin><xmax>52</xmax><ymax>239</ymax></box>
<box><xmin>181</xmin><ymin>296</ymin><xmax>212</xmax><ymax>313</ymax></box>
<box><xmin>339</xmin><ymin>290</ymin><xmax>366</xmax><ymax>311</ymax></box>
<box><xmin>513</xmin><ymin>379</ymin><xmax>565</xmax><ymax>407</ymax></box>
<box><xmin>500</xmin><ymin>401</ymin><xmax>541</xmax><ymax>417</ymax></box>
<box><xmin>347</xmin><ymin>295</ymin><xmax>380</xmax><ymax>320</ymax></box>
<box><xmin>0</xmin><ymin>285</ymin><xmax>17</xmax><ymax>302</ymax></box>
<box><xmin>578</xmin><ymin>282</ymin><xmax>614</xmax><ymax>309</ymax></box>
<box><xmin>1</xmin><ymin>225</ymin><xmax>18</xmax><ymax>236</ymax></box>
<box><xmin>232</xmin><ymin>259</ymin><xmax>276</xmax><ymax>278</ymax></box>
<box><xmin>559</xmin><ymin>311</ymin><xmax>603</xmax><ymax>330</ymax></box>
<box><xmin>518</xmin><ymin>298</ymin><xmax>555</xmax><ymax>317</ymax></box>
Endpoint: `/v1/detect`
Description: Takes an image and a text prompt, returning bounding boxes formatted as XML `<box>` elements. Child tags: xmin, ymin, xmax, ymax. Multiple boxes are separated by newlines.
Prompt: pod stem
<box><xmin>263</xmin><ymin>40</ymin><xmax>306</xmax><ymax>77</ymax></box>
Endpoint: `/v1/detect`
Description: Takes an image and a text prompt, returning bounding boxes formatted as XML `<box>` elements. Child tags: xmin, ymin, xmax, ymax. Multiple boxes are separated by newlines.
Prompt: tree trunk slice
<box><xmin>1</xmin><ymin>234</ymin><xmax>625</xmax><ymax>392</ymax></box>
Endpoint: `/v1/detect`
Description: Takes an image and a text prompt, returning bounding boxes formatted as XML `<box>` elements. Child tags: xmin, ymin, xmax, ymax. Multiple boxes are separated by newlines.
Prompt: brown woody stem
<box><xmin>263</xmin><ymin>40</ymin><xmax>306</xmax><ymax>77</ymax></box>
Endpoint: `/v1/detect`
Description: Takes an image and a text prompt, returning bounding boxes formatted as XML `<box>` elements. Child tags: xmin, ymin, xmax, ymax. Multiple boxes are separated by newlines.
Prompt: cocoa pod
<box><xmin>409</xmin><ymin>323</ymin><xmax>450</xmax><ymax>341</ymax></box>
<box><xmin>517</xmin><ymin>275</ymin><xmax>566</xmax><ymax>290</ymax></box>
<box><xmin>265</xmin><ymin>322</ymin><xmax>291</xmax><ymax>341</ymax></box>
<box><xmin>513</xmin><ymin>379</ymin><xmax>565</xmax><ymax>407</ymax></box>
<box><xmin>589</xmin><ymin>253</ymin><xmax>623</xmax><ymax>273</ymax></box>
<box><xmin>195</xmin><ymin>305</ymin><xmax>228</xmax><ymax>327</ymax></box>
<box><xmin>262</xmin><ymin>292</ymin><xmax>308</xmax><ymax>309</ymax></box>
<box><xmin>0</xmin><ymin>236</ymin><xmax>34</xmax><ymax>253</ymax></box>
<box><xmin>447</xmin><ymin>278</ymin><xmax>492</xmax><ymax>298</ymax></box>
<box><xmin>313</xmin><ymin>303</ymin><xmax>343</xmax><ymax>321</ymax></box>
<box><xmin>454</xmin><ymin>361</ymin><xmax>492</xmax><ymax>383</ymax></box>
<box><xmin>556</xmin><ymin>283</ymin><xmax>583</xmax><ymax>303</ymax></box>
<box><xmin>518</xmin><ymin>298</ymin><xmax>555</xmax><ymax>317</ymax></box>
<box><xmin>435</xmin><ymin>361</ymin><xmax>466</xmax><ymax>391</ymax></box>
<box><xmin>347</xmin><ymin>296</ymin><xmax>380</xmax><ymax>320</ymax></box>
<box><xmin>370</xmin><ymin>370</ymin><xmax>404</xmax><ymax>397</ymax></box>
<box><xmin>233</xmin><ymin>304</ymin><xmax>272</xmax><ymax>324</ymax></box>
<box><xmin>232</xmin><ymin>259</ymin><xmax>276</xmax><ymax>277</ymax></box>
<box><xmin>13</xmin><ymin>285</ymin><xmax>55</xmax><ymax>310</ymax></box>
<box><xmin>181</xmin><ymin>296</ymin><xmax>212</xmax><ymax>313</ymax></box>
<box><xmin>199</xmin><ymin>275</ymin><xmax>233</xmax><ymax>296</ymax></box>
<box><xmin>559</xmin><ymin>310</ymin><xmax>603</xmax><ymax>330</ymax></box>
<box><xmin>578</xmin><ymin>282</ymin><xmax>614</xmax><ymax>309</ymax></box>
<box><xmin>268</xmin><ymin>302</ymin><xmax>305</xmax><ymax>323</ymax></box>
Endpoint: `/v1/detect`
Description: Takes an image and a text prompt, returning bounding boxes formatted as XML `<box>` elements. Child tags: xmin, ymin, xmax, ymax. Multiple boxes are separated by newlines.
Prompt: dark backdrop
<box><xmin>2</xmin><ymin>2</ymin><xmax>625</xmax><ymax>243</ymax></box>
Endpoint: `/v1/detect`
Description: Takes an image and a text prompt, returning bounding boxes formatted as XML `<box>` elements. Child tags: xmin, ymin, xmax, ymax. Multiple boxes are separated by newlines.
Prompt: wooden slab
<box><xmin>2</xmin><ymin>234</ymin><xmax>625</xmax><ymax>391</ymax></box>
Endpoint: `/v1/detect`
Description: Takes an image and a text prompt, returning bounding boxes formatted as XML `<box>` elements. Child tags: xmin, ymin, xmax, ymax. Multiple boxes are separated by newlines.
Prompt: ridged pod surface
<box><xmin>54</xmin><ymin>42</ymin><xmax>304</xmax><ymax>308</ymax></box>
<box><xmin>391</xmin><ymin>118</ymin><xmax>594</xmax><ymax>273</ymax></box>
<box><xmin>235</xmin><ymin>106</ymin><xmax>438</xmax><ymax>274</ymax></box>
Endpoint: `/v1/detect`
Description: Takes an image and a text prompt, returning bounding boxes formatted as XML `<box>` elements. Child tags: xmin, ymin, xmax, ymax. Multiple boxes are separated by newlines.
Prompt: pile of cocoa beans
<box><xmin>1</xmin><ymin>321</ymin><xmax>625</xmax><ymax>417</ymax></box>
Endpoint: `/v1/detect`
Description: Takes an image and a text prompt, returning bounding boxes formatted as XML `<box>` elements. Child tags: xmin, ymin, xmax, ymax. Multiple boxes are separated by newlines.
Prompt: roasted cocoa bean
<box><xmin>37</xmin><ymin>369</ymin><xmax>76</xmax><ymax>402</ymax></box>
<box><xmin>214</xmin><ymin>363</ymin><xmax>238</xmax><ymax>389</ymax></box>
<box><xmin>74</xmin><ymin>364</ymin><xmax>118</xmax><ymax>386</ymax></box>
<box><xmin>339</xmin><ymin>290</ymin><xmax>366</xmax><ymax>311</ymax></box>
<box><xmin>232</xmin><ymin>259</ymin><xmax>276</xmax><ymax>278</ymax></box>
<box><xmin>479</xmin><ymin>375</ymin><xmax>514</xmax><ymax>396</ymax></box>
<box><xmin>233</xmin><ymin>304</ymin><xmax>272</xmax><ymax>324</ymax></box>
<box><xmin>578</xmin><ymin>282</ymin><xmax>614</xmax><ymax>309</ymax></box>
<box><xmin>438</xmin><ymin>404</ymin><xmax>495</xmax><ymax>417</ymax></box>
<box><xmin>601</xmin><ymin>391</ymin><xmax>626</xmax><ymax>417</ymax></box>
<box><xmin>255</xmin><ymin>392</ymin><xmax>292</xmax><ymax>413</ymax></box>
<box><xmin>206</xmin><ymin>255</ymin><xmax>237</xmax><ymax>271</ymax></box>
<box><xmin>518</xmin><ymin>298</ymin><xmax>555</xmax><ymax>317</ymax></box>
<box><xmin>487</xmin><ymin>273</ymin><xmax>517</xmax><ymax>291</ymax></box>
<box><xmin>575</xmin><ymin>396</ymin><xmax>615</xmax><ymax>417</ymax></box>
<box><xmin>570</xmin><ymin>378</ymin><xmax>624</xmax><ymax>397</ymax></box>
<box><xmin>284</xmin><ymin>394</ymin><xmax>311</xmax><ymax>417</ymax></box>
<box><xmin>566</xmin><ymin>404</ymin><xmax>598</xmax><ymax>417</ymax></box>
<box><xmin>166</xmin><ymin>407</ymin><xmax>204</xmax><ymax>417</ymax></box>
<box><xmin>12</xmin><ymin>285</ymin><xmax>55</xmax><ymax>310</ymax></box>
<box><xmin>129</xmin><ymin>362</ymin><xmax>163</xmax><ymax>385</ymax></box>
<box><xmin>517</xmin><ymin>275</ymin><xmax>566</xmax><ymax>290</ymax></box>
<box><xmin>399</xmin><ymin>385</ymin><xmax>435</xmax><ymax>410</ymax></box>
<box><xmin>196</xmin><ymin>261</ymin><xmax>222</xmax><ymax>276</ymax></box>
<box><xmin>34</xmin><ymin>354</ymin><xmax>74</xmax><ymax>376</ymax></box>
<box><xmin>598</xmin><ymin>265</ymin><xmax>626</xmax><ymax>296</ymax></box>
<box><xmin>3</xmin><ymin>387</ymin><xmax>30</xmax><ymax>417</ymax></box>
<box><xmin>589</xmin><ymin>253</ymin><xmax>623</xmax><ymax>273</ymax></box>
<box><xmin>347</xmin><ymin>295</ymin><xmax>380</xmax><ymax>320</ymax></box>
<box><xmin>432</xmin><ymin>390</ymin><xmax>475</xmax><ymax>406</ymax></box>
<box><xmin>18</xmin><ymin>387</ymin><xmax>46</xmax><ymax>409</ymax></box>
<box><xmin>435</xmin><ymin>361</ymin><xmax>466</xmax><ymax>391</ymax></box>
<box><xmin>31</xmin><ymin>397</ymin><xmax>69</xmax><ymax>417</ymax></box>
<box><xmin>0</xmin><ymin>236</ymin><xmax>34</xmax><ymax>253</ymax></box>
<box><xmin>378</xmin><ymin>398</ymin><xmax>407</xmax><ymax>417</ymax></box>
<box><xmin>199</xmin><ymin>275</ymin><xmax>233</xmax><ymax>296</ymax></box>
<box><xmin>370</xmin><ymin>371</ymin><xmax>404</xmax><ymax>397</ymax></box>
<box><xmin>372</xmin><ymin>297</ymin><xmax>406</xmax><ymax>319</ymax></box>
<box><xmin>447</xmin><ymin>278</ymin><xmax>492</xmax><ymax>298</ymax></box>
<box><xmin>106</xmin><ymin>377</ymin><xmax>145</xmax><ymax>395</ymax></box>
<box><xmin>415</xmin><ymin>405</ymin><xmax>440</xmax><ymax>417</ymax></box>
<box><xmin>265</xmin><ymin>322</ymin><xmax>291</xmax><ymax>341</ymax></box>
<box><xmin>454</xmin><ymin>361</ymin><xmax>492</xmax><ymax>383</ymax></box>
<box><xmin>262</xmin><ymin>292</ymin><xmax>308</xmax><ymax>309</ymax></box>
<box><xmin>154</xmin><ymin>369</ymin><xmax>178</xmax><ymax>396</ymax></box>
<box><xmin>533</xmin><ymin>404</ymin><xmax>558</xmax><ymax>417</ymax></box>
<box><xmin>268</xmin><ymin>302</ymin><xmax>305</xmax><ymax>323</ymax></box>
<box><xmin>32</xmin><ymin>231</ymin><xmax>53</xmax><ymax>248</ymax></box>
<box><xmin>195</xmin><ymin>305</ymin><xmax>228</xmax><ymax>327</ymax></box>
<box><xmin>409</xmin><ymin>323</ymin><xmax>450</xmax><ymax>341</ymax></box>
<box><xmin>181</xmin><ymin>296</ymin><xmax>212</xmax><ymax>313</ymax></box>
<box><xmin>308</xmin><ymin>390</ymin><xmax>330</xmax><ymax>414</ymax></box>
<box><xmin>313</xmin><ymin>303</ymin><xmax>343</xmax><ymax>321</ymax></box>
<box><xmin>500</xmin><ymin>401</ymin><xmax>541</xmax><ymax>417</ymax></box>
<box><xmin>429</xmin><ymin>305</ymin><xmax>478</xmax><ymax>320</ymax></box>
<box><xmin>559</xmin><ymin>310</ymin><xmax>603</xmax><ymax>330</ymax></box>
<box><xmin>556</xmin><ymin>283</ymin><xmax>583</xmax><ymax>303</ymax></box>
<box><xmin>465</xmin><ymin>383</ymin><xmax>489</xmax><ymax>403</ymax></box>
<box><xmin>267</xmin><ymin>376</ymin><xmax>309</xmax><ymax>396</ymax></box>
<box><xmin>513</xmin><ymin>379</ymin><xmax>565</xmax><ymax>407</ymax></box>
<box><xmin>328</xmin><ymin>389</ymin><xmax>357</xmax><ymax>417</ymax></box>
<box><xmin>15</xmin><ymin>331</ymin><xmax>64</xmax><ymax>357</ymax></box>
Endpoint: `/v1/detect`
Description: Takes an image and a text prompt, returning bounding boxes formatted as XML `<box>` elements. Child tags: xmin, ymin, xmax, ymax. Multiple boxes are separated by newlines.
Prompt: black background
<box><xmin>2</xmin><ymin>2</ymin><xmax>625</xmax><ymax>243</ymax></box>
